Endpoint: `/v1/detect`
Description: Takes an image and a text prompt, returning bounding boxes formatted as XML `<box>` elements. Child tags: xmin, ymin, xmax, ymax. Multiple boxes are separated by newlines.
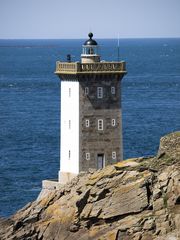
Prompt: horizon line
<box><xmin>0</xmin><ymin>37</ymin><xmax>180</xmax><ymax>41</ymax></box>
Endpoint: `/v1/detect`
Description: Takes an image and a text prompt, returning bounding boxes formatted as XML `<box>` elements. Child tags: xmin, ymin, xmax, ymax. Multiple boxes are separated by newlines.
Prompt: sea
<box><xmin>0</xmin><ymin>38</ymin><xmax>180</xmax><ymax>217</ymax></box>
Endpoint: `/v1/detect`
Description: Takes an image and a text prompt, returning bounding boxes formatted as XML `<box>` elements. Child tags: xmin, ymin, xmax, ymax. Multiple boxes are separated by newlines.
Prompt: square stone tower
<box><xmin>55</xmin><ymin>33</ymin><xmax>127</xmax><ymax>184</ymax></box>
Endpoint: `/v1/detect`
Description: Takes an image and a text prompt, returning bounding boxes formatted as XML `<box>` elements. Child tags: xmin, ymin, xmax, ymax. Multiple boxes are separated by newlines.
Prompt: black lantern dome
<box><xmin>84</xmin><ymin>32</ymin><xmax>98</xmax><ymax>46</ymax></box>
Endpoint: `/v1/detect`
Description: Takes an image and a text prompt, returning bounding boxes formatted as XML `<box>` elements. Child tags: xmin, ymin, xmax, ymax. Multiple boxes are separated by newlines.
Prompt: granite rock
<box><xmin>0</xmin><ymin>131</ymin><xmax>180</xmax><ymax>240</ymax></box>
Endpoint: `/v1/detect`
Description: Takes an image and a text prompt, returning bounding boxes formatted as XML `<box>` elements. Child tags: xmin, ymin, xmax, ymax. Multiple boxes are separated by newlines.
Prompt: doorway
<box><xmin>97</xmin><ymin>154</ymin><xmax>105</xmax><ymax>169</ymax></box>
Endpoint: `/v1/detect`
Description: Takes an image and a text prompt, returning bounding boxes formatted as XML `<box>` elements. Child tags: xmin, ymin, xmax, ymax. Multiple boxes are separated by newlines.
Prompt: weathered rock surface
<box><xmin>0</xmin><ymin>131</ymin><xmax>180</xmax><ymax>240</ymax></box>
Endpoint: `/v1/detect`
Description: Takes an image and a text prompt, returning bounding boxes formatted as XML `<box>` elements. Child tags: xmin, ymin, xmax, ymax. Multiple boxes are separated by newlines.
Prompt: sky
<box><xmin>0</xmin><ymin>0</ymin><xmax>180</xmax><ymax>39</ymax></box>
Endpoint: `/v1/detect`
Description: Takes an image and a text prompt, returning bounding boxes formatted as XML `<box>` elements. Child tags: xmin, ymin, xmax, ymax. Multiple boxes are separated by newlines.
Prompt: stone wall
<box><xmin>79</xmin><ymin>73</ymin><xmax>124</xmax><ymax>172</ymax></box>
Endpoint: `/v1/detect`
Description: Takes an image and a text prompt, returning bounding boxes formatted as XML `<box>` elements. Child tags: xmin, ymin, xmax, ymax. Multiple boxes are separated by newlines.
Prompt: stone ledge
<box><xmin>37</xmin><ymin>179</ymin><xmax>62</xmax><ymax>201</ymax></box>
<box><xmin>42</xmin><ymin>179</ymin><xmax>62</xmax><ymax>191</ymax></box>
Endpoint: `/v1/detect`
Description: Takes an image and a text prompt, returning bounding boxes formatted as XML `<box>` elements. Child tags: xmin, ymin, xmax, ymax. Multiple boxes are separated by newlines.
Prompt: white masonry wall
<box><xmin>59</xmin><ymin>81</ymin><xmax>79</xmax><ymax>182</ymax></box>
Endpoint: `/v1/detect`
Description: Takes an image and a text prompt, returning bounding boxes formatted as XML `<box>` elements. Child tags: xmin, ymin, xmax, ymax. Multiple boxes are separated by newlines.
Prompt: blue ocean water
<box><xmin>0</xmin><ymin>38</ymin><xmax>180</xmax><ymax>217</ymax></box>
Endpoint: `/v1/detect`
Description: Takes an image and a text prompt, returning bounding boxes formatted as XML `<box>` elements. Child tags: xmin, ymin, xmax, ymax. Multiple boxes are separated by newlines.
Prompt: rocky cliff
<box><xmin>0</xmin><ymin>132</ymin><xmax>179</xmax><ymax>240</ymax></box>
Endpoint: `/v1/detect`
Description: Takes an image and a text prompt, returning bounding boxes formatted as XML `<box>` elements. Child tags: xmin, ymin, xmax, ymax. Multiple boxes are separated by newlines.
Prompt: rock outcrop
<box><xmin>0</xmin><ymin>131</ymin><xmax>180</xmax><ymax>240</ymax></box>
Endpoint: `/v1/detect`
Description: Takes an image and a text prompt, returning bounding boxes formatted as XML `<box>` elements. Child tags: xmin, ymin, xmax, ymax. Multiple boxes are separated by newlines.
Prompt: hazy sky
<box><xmin>0</xmin><ymin>0</ymin><xmax>180</xmax><ymax>39</ymax></box>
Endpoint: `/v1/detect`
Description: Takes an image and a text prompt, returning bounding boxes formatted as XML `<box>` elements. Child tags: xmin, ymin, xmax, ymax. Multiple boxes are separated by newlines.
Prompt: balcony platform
<box><xmin>55</xmin><ymin>61</ymin><xmax>127</xmax><ymax>75</ymax></box>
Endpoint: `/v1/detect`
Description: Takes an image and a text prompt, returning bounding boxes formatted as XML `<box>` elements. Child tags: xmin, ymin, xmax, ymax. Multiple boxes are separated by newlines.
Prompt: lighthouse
<box><xmin>55</xmin><ymin>33</ymin><xmax>127</xmax><ymax>184</ymax></box>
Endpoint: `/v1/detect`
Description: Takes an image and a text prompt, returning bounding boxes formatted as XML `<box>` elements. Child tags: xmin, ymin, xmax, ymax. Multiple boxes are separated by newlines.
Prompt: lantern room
<box><xmin>81</xmin><ymin>32</ymin><xmax>100</xmax><ymax>63</ymax></box>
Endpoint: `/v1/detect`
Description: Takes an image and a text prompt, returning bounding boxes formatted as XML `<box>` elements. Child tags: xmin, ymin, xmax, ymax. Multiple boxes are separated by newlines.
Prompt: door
<box><xmin>97</xmin><ymin>154</ymin><xmax>105</xmax><ymax>169</ymax></box>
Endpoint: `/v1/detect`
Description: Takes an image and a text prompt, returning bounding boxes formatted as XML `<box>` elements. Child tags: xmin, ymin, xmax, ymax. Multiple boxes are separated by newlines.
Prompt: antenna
<box><xmin>117</xmin><ymin>34</ymin><xmax>120</xmax><ymax>62</ymax></box>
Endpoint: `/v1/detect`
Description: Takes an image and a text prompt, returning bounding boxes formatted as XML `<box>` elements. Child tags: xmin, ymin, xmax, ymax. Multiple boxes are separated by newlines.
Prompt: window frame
<box><xmin>85</xmin><ymin>119</ymin><xmax>90</xmax><ymax>127</ymax></box>
<box><xmin>97</xmin><ymin>87</ymin><xmax>103</xmax><ymax>99</ymax></box>
<box><xmin>86</xmin><ymin>152</ymin><xmax>90</xmax><ymax>160</ymax></box>
<box><xmin>85</xmin><ymin>87</ymin><xmax>89</xmax><ymax>95</ymax></box>
<box><xmin>111</xmin><ymin>86</ymin><xmax>115</xmax><ymax>94</ymax></box>
<box><xmin>98</xmin><ymin>119</ymin><xmax>103</xmax><ymax>131</ymax></box>
<box><xmin>112</xmin><ymin>119</ymin><xmax>116</xmax><ymax>127</ymax></box>
<box><xmin>112</xmin><ymin>151</ymin><xmax>116</xmax><ymax>159</ymax></box>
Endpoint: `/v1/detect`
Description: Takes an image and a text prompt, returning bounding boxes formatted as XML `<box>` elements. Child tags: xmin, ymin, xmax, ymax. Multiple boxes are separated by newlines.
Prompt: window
<box><xmin>112</xmin><ymin>151</ymin><xmax>116</xmax><ymax>159</ymax></box>
<box><xmin>85</xmin><ymin>87</ymin><xmax>89</xmax><ymax>95</ymax></box>
<box><xmin>69</xmin><ymin>120</ymin><xmax>71</xmax><ymax>129</ymax></box>
<box><xmin>69</xmin><ymin>88</ymin><xmax>71</xmax><ymax>97</ymax></box>
<box><xmin>111</xmin><ymin>87</ymin><xmax>115</xmax><ymax>94</ymax></box>
<box><xmin>68</xmin><ymin>150</ymin><xmax>71</xmax><ymax>160</ymax></box>
<box><xmin>112</xmin><ymin>119</ymin><xmax>116</xmax><ymax>126</ymax></box>
<box><xmin>86</xmin><ymin>153</ymin><xmax>90</xmax><ymax>160</ymax></box>
<box><xmin>97</xmin><ymin>87</ymin><xmax>103</xmax><ymax>98</ymax></box>
<box><xmin>85</xmin><ymin>119</ymin><xmax>90</xmax><ymax>127</ymax></box>
<box><xmin>98</xmin><ymin>119</ymin><xmax>103</xmax><ymax>130</ymax></box>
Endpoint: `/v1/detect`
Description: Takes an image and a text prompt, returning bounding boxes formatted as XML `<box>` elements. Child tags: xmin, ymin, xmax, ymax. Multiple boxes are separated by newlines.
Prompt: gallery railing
<box><xmin>55</xmin><ymin>61</ymin><xmax>126</xmax><ymax>74</ymax></box>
